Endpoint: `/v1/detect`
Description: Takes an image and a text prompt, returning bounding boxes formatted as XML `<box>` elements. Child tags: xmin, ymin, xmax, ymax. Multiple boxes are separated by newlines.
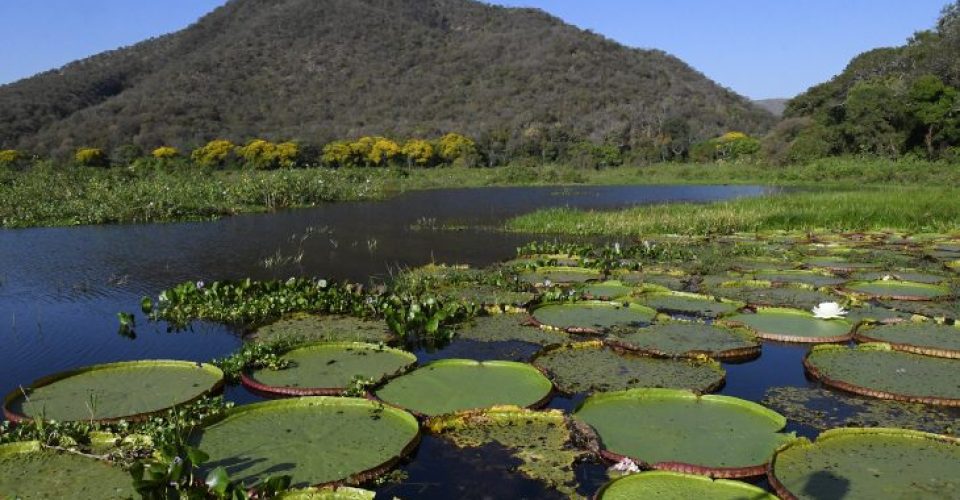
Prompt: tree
<box><xmin>152</xmin><ymin>146</ymin><xmax>180</xmax><ymax>159</ymax></box>
<box><xmin>273</xmin><ymin>142</ymin><xmax>300</xmax><ymax>168</ymax></box>
<box><xmin>436</xmin><ymin>133</ymin><xmax>478</xmax><ymax>166</ymax></box>
<box><xmin>843</xmin><ymin>81</ymin><xmax>907</xmax><ymax>156</ymax></box>
<box><xmin>368</xmin><ymin>138</ymin><xmax>401</xmax><ymax>166</ymax></box>
<box><xmin>321</xmin><ymin>140</ymin><xmax>354</xmax><ymax>168</ymax></box>
<box><xmin>191</xmin><ymin>140</ymin><xmax>235</xmax><ymax>168</ymax></box>
<box><xmin>74</xmin><ymin>147</ymin><xmax>107</xmax><ymax>167</ymax></box>
<box><xmin>401</xmin><ymin>139</ymin><xmax>435</xmax><ymax>167</ymax></box>
<box><xmin>0</xmin><ymin>149</ymin><xmax>23</xmax><ymax>167</ymax></box>
<box><xmin>909</xmin><ymin>75</ymin><xmax>959</xmax><ymax>156</ymax></box>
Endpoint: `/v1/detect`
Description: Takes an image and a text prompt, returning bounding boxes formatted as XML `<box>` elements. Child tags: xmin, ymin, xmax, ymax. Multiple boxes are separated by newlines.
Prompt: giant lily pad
<box><xmin>608</xmin><ymin>323</ymin><xmax>760</xmax><ymax>360</ymax></box>
<box><xmin>855</xmin><ymin>322</ymin><xmax>960</xmax><ymax>358</ymax></box>
<box><xmin>426</xmin><ymin>406</ymin><xmax>587</xmax><ymax>496</ymax></box>
<box><xmin>804</xmin><ymin>343</ymin><xmax>960</xmax><ymax>406</ymax></box>
<box><xmin>574</xmin><ymin>388</ymin><xmax>795</xmax><ymax>478</ymax></box>
<box><xmin>278</xmin><ymin>486</ymin><xmax>375</xmax><ymax>500</ymax></box>
<box><xmin>251</xmin><ymin>315</ymin><xmax>395</xmax><ymax>344</ymax></box>
<box><xmin>750</xmin><ymin>269</ymin><xmax>845</xmax><ymax>288</ymax></box>
<box><xmin>530</xmin><ymin>301</ymin><xmax>656</xmax><ymax>334</ymax></box>
<box><xmin>453</xmin><ymin>314</ymin><xmax>567</xmax><ymax>346</ymax></box>
<box><xmin>518</xmin><ymin>266</ymin><xmax>601</xmax><ymax>286</ymax></box>
<box><xmin>3</xmin><ymin>360</ymin><xmax>224</xmax><ymax>423</ymax></box>
<box><xmin>0</xmin><ymin>441</ymin><xmax>134</xmax><ymax>499</ymax></box>
<box><xmin>437</xmin><ymin>284</ymin><xmax>536</xmax><ymax>308</ymax></box>
<box><xmin>242</xmin><ymin>343</ymin><xmax>417</xmax><ymax>396</ymax></box>
<box><xmin>844</xmin><ymin>280</ymin><xmax>952</xmax><ymax>301</ymax></box>
<box><xmin>374</xmin><ymin>359</ymin><xmax>553</xmax><ymax>416</ymax></box>
<box><xmin>769</xmin><ymin>428</ymin><xmax>960</xmax><ymax>499</ymax></box>
<box><xmin>709</xmin><ymin>282</ymin><xmax>843</xmax><ymax>310</ymax></box>
<box><xmin>580</xmin><ymin>281</ymin><xmax>635</xmax><ymax>300</ymax></box>
<box><xmin>804</xmin><ymin>256</ymin><xmax>880</xmax><ymax>273</ymax></box>
<box><xmin>532</xmin><ymin>341</ymin><xmax>725</xmax><ymax>394</ymax></box>
<box><xmin>877</xmin><ymin>299</ymin><xmax>960</xmax><ymax>321</ymax></box>
<box><xmin>851</xmin><ymin>270</ymin><xmax>950</xmax><ymax>285</ymax></box>
<box><xmin>722</xmin><ymin>307</ymin><xmax>852</xmax><ymax>343</ymax></box>
<box><xmin>635</xmin><ymin>292</ymin><xmax>743</xmax><ymax>319</ymax></box>
<box><xmin>193</xmin><ymin>397</ymin><xmax>420</xmax><ymax>487</ymax></box>
<box><xmin>597</xmin><ymin>471</ymin><xmax>777</xmax><ymax>500</ymax></box>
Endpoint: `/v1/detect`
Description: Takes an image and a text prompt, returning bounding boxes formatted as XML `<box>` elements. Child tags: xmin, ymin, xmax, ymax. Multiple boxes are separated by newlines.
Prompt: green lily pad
<box><xmin>580</xmin><ymin>281</ymin><xmax>635</xmax><ymax>300</ymax></box>
<box><xmin>243</xmin><ymin>343</ymin><xmax>417</xmax><ymax>396</ymax></box>
<box><xmin>193</xmin><ymin>397</ymin><xmax>420</xmax><ymax>487</ymax></box>
<box><xmin>635</xmin><ymin>292</ymin><xmax>743</xmax><ymax>318</ymax></box>
<box><xmin>426</xmin><ymin>406</ymin><xmax>587</xmax><ymax>496</ymax></box>
<box><xmin>574</xmin><ymin>388</ymin><xmax>795</xmax><ymax>477</ymax></box>
<box><xmin>532</xmin><ymin>341</ymin><xmax>725</xmax><ymax>394</ymax></box>
<box><xmin>750</xmin><ymin>269</ymin><xmax>845</xmax><ymax>288</ymax></box>
<box><xmin>278</xmin><ymin>486</ymin><xmax>376</xmax><ymax>500</ymax></box>
<box><xmin>856</xmin><ymin>322</ymin><xmax>960</xmax><ymax>358</ymax></box>
<box><xmin>608</xmin><ymin>322</ymin><xmax>760</xmax><ymax>360</ymax></box>
<box><xmin>710</xmin><ymin>282</ymin><xmax>843</xmax><ymax>310</ymax></box>
<box><xmin>597</xmin><ymin>471</ymin><xmax>777</xmax><ymax>500</ymax></box>
<box><xmin>611</xmin><ymin>271</ymin><xmax>687</xmax><ymax>291</ymax></box>
<box><xmin>723</xmin><ymin>308</ymin><xmax>853</xmax><ymax>343</ymax></box>
<box><xmin>769</xmin><ymin>428</ymin><xmax>960</xmax><ymax>499</ymax></box>
<box><xmin>843</xmin><ymin>304</ymin><xmax>914</xmax><ymax>325</ymax></box>
<box><xmin>374</xmin><ymin>359</ymin><xmax>553</xmax><ymax>416</ymax></box>
<box><xmin>851</xmin><ymin>270</ymin><xmax>950</xmax><ymax>285</ymax></box>
<box><xmin>0</xmin><ymin>441</ymin><xmax>134</xmax><ymax>499</ymax></box>
<box><xmin>530</xmin><ymin>301</ymin><xmax>656</xmax><ymax>334</ymax></box>
<box><xmin>844</xmin><ymin>280</ymin><xmax>952</xmax><ymax>301</ymax></box>
<box><xmin>804</xmin><ymin>256</ymin><xmax>880</xmax><ymax>272</ymax></box>
<box><xmin>729</xmin><ymin>257</ymin><xmax>794</xmax><ymax>271</ymax></box>
<box><xmin>437</xmin><ymin>284</ymin><xmax>536</xmax><ymax>308</ymax></box>
<box><xmin>3</xmin><ymin>360</ymin><xmax>224</xmax><ymax>423</ymax></box>
<box><xmin>804</xmin><ymin>343</ymin><xmax>960</xmax><ymax>406</ymax></box>
<box><xmin>876</xmin><ymin>299</ymin><xmax>960</xmax><ymax>321</ymax></box>
<box><xmin>518</xmin><ymin>266</ymin><xmax>602</xmax><ymax>285</ymax></box>
<box><xmin>251</xmin><ymin>315</ymin><xmax>395</xmax><ymax>344</ymax></box>
<box><xmin>453</xmin><ymin>314</ymin><xmax>567</xmax><ymax>345</ymax></box>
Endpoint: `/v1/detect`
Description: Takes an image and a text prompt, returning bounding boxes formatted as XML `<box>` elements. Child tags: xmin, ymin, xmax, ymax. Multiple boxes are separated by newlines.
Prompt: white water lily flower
<box><xmin>882</xmin><ymin>274</ymin><xmax>894</xmax><ymax>281</ymax></box>
<box><xmin>610</xmin><ymin>457</ymin><xmax>640</xmax><ymax>474</ymax></box>
<box><xmin>812</xmin><ymin>302</ymin><xmax>848</xmax><ymax>320</ymax></box>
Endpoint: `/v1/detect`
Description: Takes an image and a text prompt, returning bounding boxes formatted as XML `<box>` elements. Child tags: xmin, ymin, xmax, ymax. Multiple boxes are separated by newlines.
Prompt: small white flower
<box><xmin>543</xmin><ymin>279</ymin><xmax>552</xmax><ymax>287</ymax></box>
<box><xmin>812</xmin><ymin>302</ymin><xmax>848</xmax><ymax>320</ymax></box>
<box><xmin>195</xmin><ymin>280</ymin><xmax>204</xmax><ymax>289</ymax></box>
<box><xmin>610</xmin><ymin>457</ymin><xmax>640</xmax><ymax>474</ymax></box>
<box><xmin>882</xmin><ymin>274</ymin><xmax>894</xmax><ymax>281</ymax></box>
<box><xmin>316</xmin><ymin>279</ymin><xmax>328</xmax><ymax>289</ymax></box>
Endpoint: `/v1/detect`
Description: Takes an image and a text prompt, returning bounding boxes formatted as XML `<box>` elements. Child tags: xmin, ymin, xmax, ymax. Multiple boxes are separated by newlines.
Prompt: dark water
<box><xmin>0</xmin><ymin>184</ymin><xmax>803</xmax><ymax>497</ymax></box>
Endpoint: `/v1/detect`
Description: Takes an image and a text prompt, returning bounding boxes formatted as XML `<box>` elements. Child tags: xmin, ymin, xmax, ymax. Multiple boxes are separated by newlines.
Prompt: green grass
<box><xmin>505</xmin><ymin>188</ymin><xmax>960</xmax><ymax>236</ymax></box>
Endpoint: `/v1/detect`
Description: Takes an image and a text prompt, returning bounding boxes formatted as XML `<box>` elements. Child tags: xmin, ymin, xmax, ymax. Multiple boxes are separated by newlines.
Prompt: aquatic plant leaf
<box><xmin>0</xmin><ymin>441</ymin><xmax>134</xmax><ymax>499</ymax></box>
<box><xmin>597</xmin><ymin>471</ymin><xmax>777</xmax><ymax>500</ymax></box>
<box><xmin>844</xmin><ymin>280</ymin><xmax>952</xmax><ymax>301</ymax></box>
<box><xmin>193</xmin><ymin>397</ymin><xmax>419</xmax><ymax>487</ymax></box>
<box><xmin>251</xmin><ymin>315</ymin><xmax>395</xmax><ymax>344</ymax></box>
<box><xmin>453</xmin><ymin>314</ymin><xmax>567</xmax><ymax>345</ymax></box>
<box><xmin>769</xmin><ymin>428</ymin><xmax>960</xmax><ymax>499</ymax></box>
<box><xmin>608</xmin><ymin>322</ymin><xmax>760</xmax><ymax>360</ymax></box>
<box><xmin>278</xmin><ymin>486</ymin><xmax>376</xmax><ymax>499</ymax></box>
<box><xmin>804</xmin><ymin>343</ymin><xmax>960</xmax><ymax>405</ymax></box>
<box><xmin>243</xmin><ymin>342</ymin><xmax>416</xmax><ymax>396</ymax></box>
<box><xmin>856</xmin><ymin>322</ymin><xmax>960</xmax><ymax>358</ymax></box>
<box><xmin>635</xmin><ymin>292</ymin><xmax>743</xmax><ymax>318</ymax></box>
<box><xmin>517</xmin><ymin>267</ymin><xmax>602</xmax><ymax>285</ymax></box>
<box><xmin>533</xmin><ymin>341</ymin><xmax>725</xmax><ymax>394</ymax></box>
<box><xmin>375</xmin><ymin>359</ymin><xmax>553</xmax><ymax>416</ymax></box>
<box><xmin>722</xmin><ymin>307</ymin><xmax>852</xmax><ymax>343</ymax></box>
<box><xmin>580</xmin><ymin>281</ymin><xmax>635</xmax><ymax>300</ymax></box>
<box><xmin>3</xmin><ymin>360</ymin><xmax>224</xmax><ymax>423</ymax></box>
<box><xmin>749</xmin><ymin>269</ymin><xmax>845</xmax><ymax>288</ymax></box>
<box><xmin>530</xmin><ymin>301</ymin><xmax>656</xmax><ymax>334</ymax></box>
<box><xmin>574</xmin><ymin>388</ymin><xmax>795</xmax><ymax>478</ymax></box>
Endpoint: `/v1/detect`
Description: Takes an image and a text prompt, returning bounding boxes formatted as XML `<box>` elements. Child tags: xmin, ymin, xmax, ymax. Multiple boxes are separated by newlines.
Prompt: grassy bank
<box><xmin>1</xmin><ymin>156</ymin><xmax>958</xmax><ymax>228</ymax></box>
<box><xmin>506</xmin><ymin>188</ymin><xmax>960</xmax><ymax>236</ymax></box>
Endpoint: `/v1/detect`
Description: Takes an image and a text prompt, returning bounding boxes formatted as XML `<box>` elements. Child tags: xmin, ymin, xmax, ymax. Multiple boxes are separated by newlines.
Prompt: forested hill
<box><xmin>774</xmin><ymin>2</ymin><xmax>960</xmax><ymax>161</ymax></box>
<box><xmin>0</xmin><ymin>0</ymin><xmax>773</xmax><ymax>158</ymax></box>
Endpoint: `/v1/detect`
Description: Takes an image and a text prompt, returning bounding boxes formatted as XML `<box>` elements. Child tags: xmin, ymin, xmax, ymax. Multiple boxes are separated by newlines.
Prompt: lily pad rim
<box><xmin>2</xmin><ymin>359</ymin><xmax>225</xmax><ymax>424</ymax></box>
<box><xmin>605</xmin><ymin>321</ymin><xmax>761</xmax><ymax>361</ymax></box>
<box><xmin>719</xmin><ymin>307</ymin><xmax>853</xmax><ymax>344</ymax></box>
<box><xmin>854</xmin><ymin>322</ymin><xmax>960</xmax><ymax>359</ymax></box>
<box><xmin>597</xmin><ymin>470</ymin><xmax>777</xmax><ymax>500</ymax></box>
<box><xmin>842</xmin><ymin>279</ymin><xmax>953</xmax><ymax>302</ymax></box>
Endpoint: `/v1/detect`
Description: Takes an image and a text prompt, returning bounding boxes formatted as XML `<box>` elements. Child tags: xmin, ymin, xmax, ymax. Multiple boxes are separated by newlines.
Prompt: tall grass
<box><xmin>506</xmin><ymin>188</ymin><xmax>960</xmax><ymax>236</ymax></box>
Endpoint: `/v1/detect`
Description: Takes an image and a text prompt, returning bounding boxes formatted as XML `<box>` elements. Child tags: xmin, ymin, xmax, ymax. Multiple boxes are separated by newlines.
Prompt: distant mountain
<box><xmin>753</xmin><ymin>99</ymin><xmax>789</xmax><ymax>117</ymax></box>
<box><xmin>0</xmin><ymin>0</ymin><xmax>774</xmax><ymax>158</ymax></box>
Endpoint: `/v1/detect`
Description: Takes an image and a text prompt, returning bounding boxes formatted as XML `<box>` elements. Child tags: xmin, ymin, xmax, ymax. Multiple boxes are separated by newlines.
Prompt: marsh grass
<box><xmin>506</xmin><ymin>188</ymin><xmax>960</xmax><ymax>236</ymax></box>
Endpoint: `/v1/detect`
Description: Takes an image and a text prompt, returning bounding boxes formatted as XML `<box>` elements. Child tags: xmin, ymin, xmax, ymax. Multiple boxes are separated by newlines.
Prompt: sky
<box><xmin>0</xmin><ymin>0</ymin><xmax>949</xmax><ymax>99</ymax></box>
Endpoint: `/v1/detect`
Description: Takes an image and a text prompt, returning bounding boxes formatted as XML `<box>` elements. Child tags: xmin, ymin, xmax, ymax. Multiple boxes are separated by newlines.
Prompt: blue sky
<box><xmin>0</xmin><ymin>0</ymin><xmax>948</xmax><ymax>99</ymax></box>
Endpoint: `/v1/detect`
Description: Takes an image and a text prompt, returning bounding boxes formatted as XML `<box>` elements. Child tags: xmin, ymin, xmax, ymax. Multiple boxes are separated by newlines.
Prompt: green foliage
<box><xmin>569</xmin><ymin>140</ymin><xmax>623</xmax><ymax>169</ymax></box>
<box><xmin>191</xmin><ymin>139</ymin><xmax>236</xmax><ymax>168</ymax></box>
<box><xmin>437</xmin><ymin>133</ymin><xmax>478</xmax><ymax>166</ymax></box>
<box><xmin>74</xmin><ymin>147</ymin><xmax>107</xmax><ymax>167</ymax></box>
<box><xmin>690</xmin><ymin>132</ymin><xmax>761</xmax><ymax>163</ymax></box>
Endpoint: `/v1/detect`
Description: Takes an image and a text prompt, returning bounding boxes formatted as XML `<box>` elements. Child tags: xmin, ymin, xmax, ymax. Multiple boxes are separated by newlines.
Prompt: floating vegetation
<box><xmin>426</xmin><ymin>406</ymin><xmax>588</xmax><ymax>496</ymax></box>
<box><xmin>251</xmin><ymin>314</ymin><xmax>396</xmax><ymax>344</ymax></box>
<box><xmin>804</xmin><ymin>256</ymin><xmax>881</xmax><ymax>273</ymax></box>
<box><xmin>533</xmin><ymin>341</ymin><xmax>725</xmax><ymax>394</ymax></box>
<box><xmin>611</xmin><ymin>270</ymin><xmax>687</xmax><ymax>291</ymax></box>
<box><xmin>769</xmin><ymin>428</ymin><xmax>960</xmax><ymax>499</ymax></box>
<box><xmin>193</xmin><ymin>397</ymin><xmax>420</xmax><ymax>487</ymax></box>
<box><xmin>851</xmin><ymin>270</ymin><xmax>950</xmax><ymax>285</ymax></box>
<box><xmin>762</xmin><ymin>386</ymin><xmax>958</xmax><ymax>435</ymax></box>
<box><xmin>277</xmin><ymin>486</ymin><xmax>376</xmax><ymax>499</ymax></box>
<box><xmin>855</xmin><ymin>321</ymin><xmax>960</xmax><ymax>358</ymax></box>
<box><xmin>596</xmin><ymin>471</ymin><xmax>776</xmax><ymax>500</ymax></box>
<box><xmin>877</xmin><ymin>298</ymin><xmax>960</xmax><ymax>321</ymax></box>
<box><xmin>242</xmin><ymin>342</ymin><xmax>417</xmax><ymax>396</ymax></box>
<box><xmin>530</xmin><ymin>301</ymin><xmax>656</xmax><ymax>335</ymax></box>
<box><xmin>580</xmin><ymin>281</ymin><xmax>635</xmax><ymax>300</ymax></box>
<box><xmin>3</xmin><ymin>360</ymin><xmax>224</xmax><ymax>423</ymax></box>
<box><xmin>709</xmin><ymin>282</ymin><xmax>843</xmax><ymax>310</ymax></box>
<box><xmin>374</xmin><ymin>359</ymin><xmax>553</xmax><ymax>417</ymax></box>
<box><xmin>436</xmin><ymin>284</ymin><xmax>536</xmax><ymax>309</ymax></box>
<box><xmin>748</xmin><ymin>269</ymin><xmax>845</xmax><ymax>288</ymax></box>
<box><xmin>608</xmin><ymin>322</ymin><xmax>760</xmax><ymax>360</ymax></box>
<box><xmin>518</xmin><ymin>267</ymin><xmax>602</xmax><ymax>286</ymax></box>
<box><xmin>804</xmin><ymin>343</ymin><xmax>960</xmax><ymax>406</ymax></box>
<box><xmin>453</xmin><ymin>314</ymin><xmax>567</xmax><ymax>345</ymax></box>
<box><xmin>844</xmin><ymin>280</ymin><xmax>952</xmax><ymax>301</ymax></box>
<box><xmin>723</xmin><ymin>307</ymin><xmax>853</xmax><ymax>343</ymax></box>
<box><xmin>634</xmin><ymin>291</ymin><xmax>743</xmax><ymax>319</ymax></box>
<box><xmin>0</xmin><ymin>441</ymin><xmax>134</xmax><ymax>499</ymax></box>
<box><xmin>574</xmin><ymin>389</ymin><xmax>796</xmax><ymax>478</ymax></box>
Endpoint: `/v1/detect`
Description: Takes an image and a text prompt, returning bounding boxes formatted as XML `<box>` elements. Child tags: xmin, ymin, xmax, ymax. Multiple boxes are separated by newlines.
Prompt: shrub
<box><xmin>0</xmin><ymin>149</ymin><xmax>23</xmax><ymax>167</ymax></box>
<box><xmin>191</xmin><ymin>140</ymin><xmax>235</xmax><ymax>168</ymax></box>
<box><xmin>74</xmin><ymin>147</ymin><xmax>108</xmax><ymax>167</ymax></box>
<box><xmin>437</xmin><ymin>133</ymin><xmax>478</xmax><ymax>166</ymax></box>
<box><xmin>152</xmin><ymin>146</ymin><xmax>180</xmax><ymax>159</ymax></box>
<box><xmin>401</xmin><ymin>139</ymin><xmax>436</xmax><ymax>167</ymax></box>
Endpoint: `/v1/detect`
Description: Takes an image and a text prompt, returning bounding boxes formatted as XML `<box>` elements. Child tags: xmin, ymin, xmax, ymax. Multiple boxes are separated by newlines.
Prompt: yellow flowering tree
<box><xmin>191</xmin><ymin>140</ymin><xmax>236</xmax><ymax>168</ymax></box>
<box><xmin>237</xmin><ymin>139</ymin><xmax>277</xmax><ymax>169</ymax></box>
<box><xmin>322</xmin><ymin>140</ymin><xmax>355</xmax><ymax>168</ymax></box>
<box><xmin>690</xmin><ymin>131</ymin><xmax>760</xmax><ymax>162</ymax></box>
<box><xmin>273</xmin><ymin>142</ymin><xmax>300</xmax><ymax>168</ymax></box>
<box><xmin>401</xmin><ymin>139</ymin><xmax>435</xmax><ymax>167</ymax></box>
<box><xmin>436</xmin><ymin>133</ymin><xmax>477</xmax><ymax>165</ymax></box>
<box><xmin>368</xmin><ymin>137</ymin><xmax>401</xmax><ymax>166</ymax></box>
<box><xmin>75</xmin><ymin>147</ymin><xmax>107</xmax><ymax>167</ymax></box>
<box><xmin>349</xmin><ymin>137</ymin><xmax>377</xmax><ymax>166</ymax></box>
<box><xmin>152</xmin><ymin>146</ymin><xmax>179</xmax><ymax>159</ymax></box>
<box><xmin>0</xmin><ymin>149</ymin><xmax>23</xmax><ymax>167</ymax></box>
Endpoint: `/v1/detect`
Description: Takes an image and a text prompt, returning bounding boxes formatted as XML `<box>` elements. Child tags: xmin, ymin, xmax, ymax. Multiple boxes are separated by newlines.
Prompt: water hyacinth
<box><xmin>811</xmin><ymin>302</ymin><xmax>848</xmax><ymax>320</ymax></box>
